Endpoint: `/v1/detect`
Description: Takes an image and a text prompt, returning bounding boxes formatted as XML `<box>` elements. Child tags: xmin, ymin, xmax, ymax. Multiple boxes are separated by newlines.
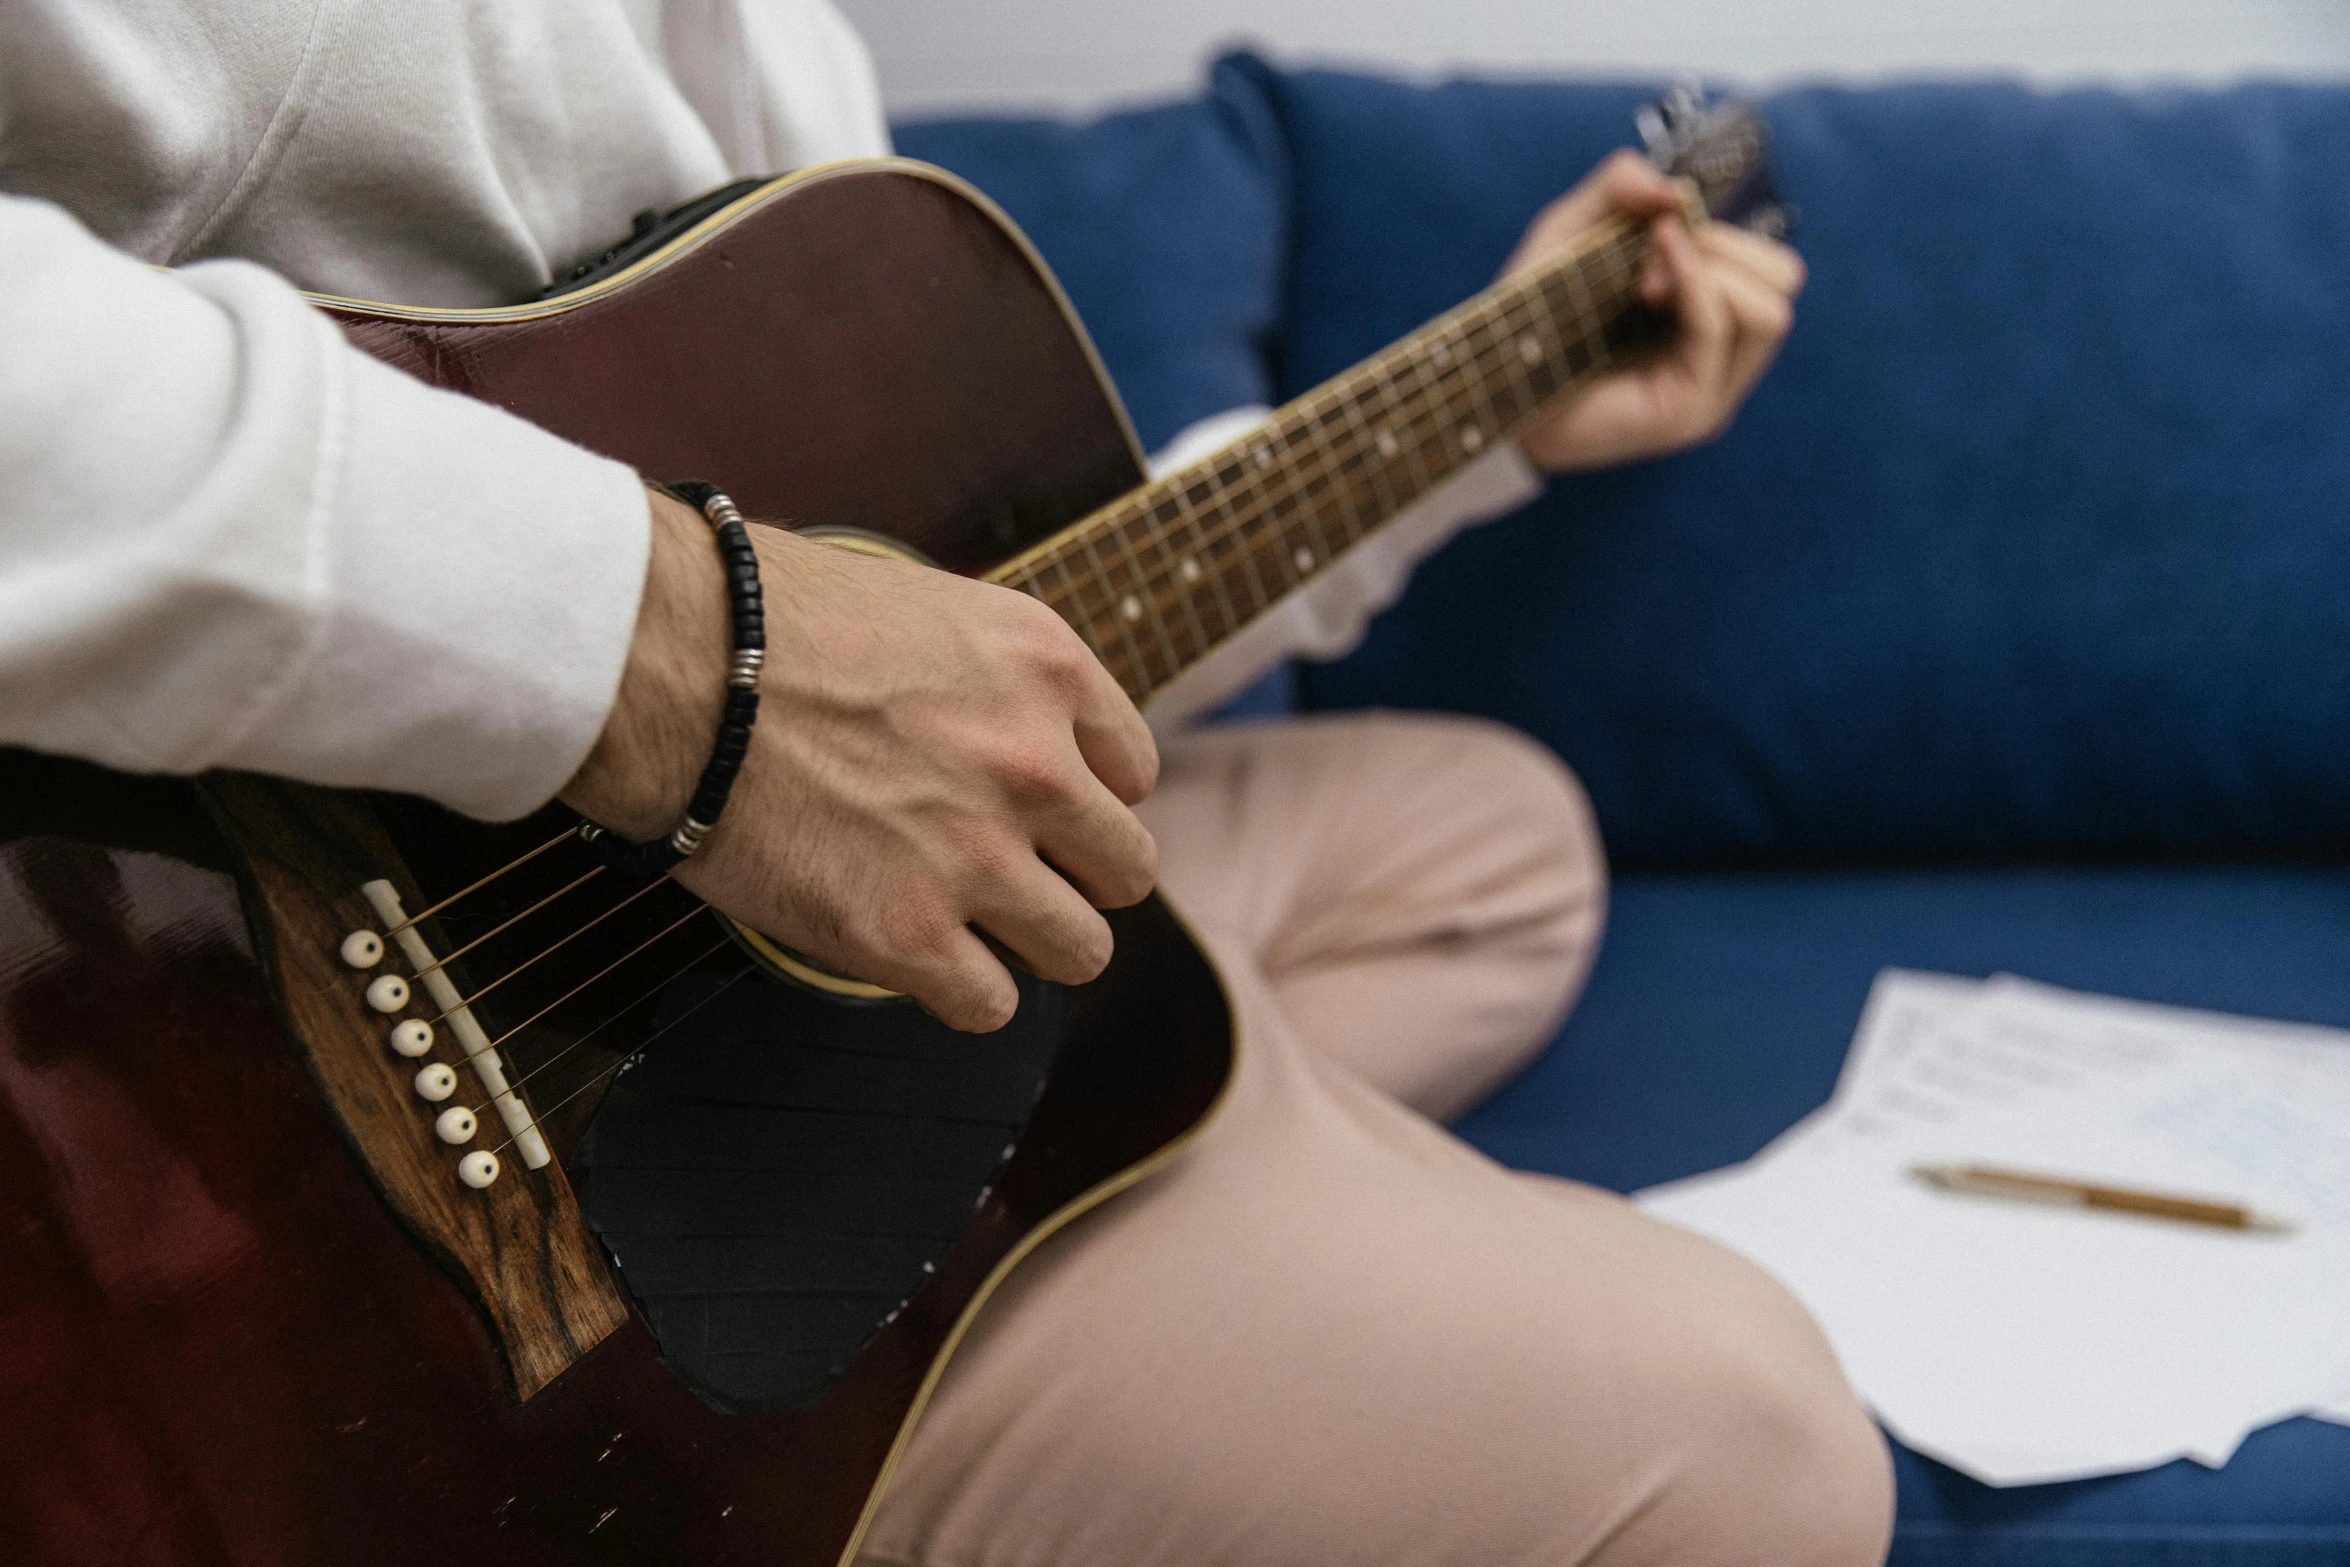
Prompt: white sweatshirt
<box><xmin>0</xmin><ymin>0</ymin><xmax>1536</xmax><ymax>820</ymax></box>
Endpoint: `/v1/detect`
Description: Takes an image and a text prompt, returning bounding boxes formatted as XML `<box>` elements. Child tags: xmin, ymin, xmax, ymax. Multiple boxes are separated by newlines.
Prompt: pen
<box><xmin>1909</xmin><ymin>1163</ymin><xmax>2296</xmax><ymax>1233</ymax></box>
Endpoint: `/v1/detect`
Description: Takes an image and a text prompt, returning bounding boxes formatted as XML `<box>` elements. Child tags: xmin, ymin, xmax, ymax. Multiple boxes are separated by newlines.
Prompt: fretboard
<box><xmin>984</xmin><ymin>213</ymin><xmax>1665</xmax><ymax>702</ymax></box>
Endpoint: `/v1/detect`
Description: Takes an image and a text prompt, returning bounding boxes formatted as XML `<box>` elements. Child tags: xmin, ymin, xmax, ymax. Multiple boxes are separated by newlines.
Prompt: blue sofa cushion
<box><xmin>893</xmin><ymin>59</ymin><xmax>1287</xmax><ymax>454</ymax></box>
<box><xmin>1250</xmin><ymin>64</ymin><xmax>2350</xmax><ymax>864</ymax></box>
<box><xmin>1457</xmin><ymin>864</ymin><xmax>2350</xmax><ymax>1562</ymax></box>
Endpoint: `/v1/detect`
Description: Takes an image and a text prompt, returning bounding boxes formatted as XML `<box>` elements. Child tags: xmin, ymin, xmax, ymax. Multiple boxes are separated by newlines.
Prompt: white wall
<box><xmin>833</xmin><ymin>0</ymin><xmax>2350</xmax><ymax>117</ymax></box>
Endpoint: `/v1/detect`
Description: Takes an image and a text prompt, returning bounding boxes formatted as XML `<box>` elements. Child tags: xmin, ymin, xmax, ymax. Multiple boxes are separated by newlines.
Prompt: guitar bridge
<box><xmin>349</xmin><ymin>877</ymin><xmax>552</xmax><ymax>1183</ymax></box>
<box><xmin>204</xmin><ymin>774</ymin><xmax>631</xmax><ymax>1399</ymax></box>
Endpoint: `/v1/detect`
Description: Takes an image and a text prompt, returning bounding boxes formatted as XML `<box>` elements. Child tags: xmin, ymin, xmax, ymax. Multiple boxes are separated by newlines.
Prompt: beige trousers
<box><xmin>860</xmin><ymin>713</ymin><xmax>1893</xmax><ymax>1567</ymax></box>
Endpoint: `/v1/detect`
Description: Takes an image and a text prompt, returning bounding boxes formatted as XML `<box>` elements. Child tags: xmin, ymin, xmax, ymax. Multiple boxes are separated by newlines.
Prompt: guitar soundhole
<box><xmin>575</xmin><ymin>967</ymin><xmax>1069</xmax><ymax>1412</ymax></box>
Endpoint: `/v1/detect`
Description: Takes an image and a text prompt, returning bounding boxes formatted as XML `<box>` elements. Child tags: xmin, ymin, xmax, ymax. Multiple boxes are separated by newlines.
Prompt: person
<box><xmin>0</xmin><ymin>3</ymin><xmax>1891</xmax><ymax>1563</ymax></box>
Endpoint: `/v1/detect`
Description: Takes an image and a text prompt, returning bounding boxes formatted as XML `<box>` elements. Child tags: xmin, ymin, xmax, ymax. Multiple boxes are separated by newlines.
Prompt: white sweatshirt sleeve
<box><xmin>1139</xmin><ymin>406</ymin><xmax>1546</xmax><ymax>733</ymax></box>
<box><xmin>0</xmin><ymin>193</ymin><xmax>651</xmax><ymax>820</ymax></box>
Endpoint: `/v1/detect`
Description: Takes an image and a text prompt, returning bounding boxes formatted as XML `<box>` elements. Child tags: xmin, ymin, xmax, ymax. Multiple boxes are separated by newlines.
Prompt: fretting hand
<box><xmin>1507</xmin><ymin>149</ymin><xmax>1806</xmax><ymax>473</ymax></box>
<box><xmin>561</xmin><ymin>488</ymin><xmax>1160</xmax><ymax>1033</ymax></box>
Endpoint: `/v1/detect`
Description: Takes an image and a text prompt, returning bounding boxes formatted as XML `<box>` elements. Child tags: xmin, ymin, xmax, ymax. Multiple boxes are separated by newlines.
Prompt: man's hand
<box><xmin>1506</xmin><ymin>149</ymin><xmax>1806</xmax><ymax>473</ymax></box>
<box><xmin>562</xmin><ymin>489</ymin><xmax>1160</xmax><ymax>1032</ymax></box>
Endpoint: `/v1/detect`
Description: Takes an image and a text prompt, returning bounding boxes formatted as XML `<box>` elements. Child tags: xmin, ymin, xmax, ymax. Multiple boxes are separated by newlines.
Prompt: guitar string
<box><xmin>1115</xmin><ymin>232</ymin><xmax>1643</xmax><ymax>604</ymax></box>
<box><xmin>1012</xmin><ymin>228</ymin><xmax>1647</xmax><ymax>656</ymax></box>
<box><xmin>456</xmin><ymin>932</ymin><xmax>745</xmax><ymax>1121</ymax></box>
<box><xmin>405</xmin><ymin>863</ymin><xmax>606</xmax><ymax>981</ymax></box>
<box><xmin>476</xmin><ymin>958</ymin><xmax>762</xmax><ymax>1160</ymax></box>
<box><xmin>1005</xmin><ymin>215</ymin><xmax>1644</xmax><ymax>610</ymax></box>
<box><xmin>447</xmin><ymin>898</ymin><xmax>712</xmax><ymax>1069</ymax></box>
<box><xmin>425</xmin><ymin>869</ymin><xmax>679</xmax><ymax>1023</ymax></box>
<box><xmin>1008</xmin><ymin>278</ymin><xmax>1563</xmax><ymax>647</ymax></box>
<box><xmin>1010</xmin><ymin>220</ymin><xmax>1646</xmax><ymax>610</ymax></box>
<box><xmin>1014</xmin><ymin>234</ymin><xmax>1649</xmax><ymax>689</ymax></box>
<box><xmin>377</xmin><ymin>822</ymin><xmax>584</xmax><ymax>937</ymax></box>
<box><xmin>1079</xmin><ymin>282</ymin><xmax>1632</xmax><ymax>696</ymax></box>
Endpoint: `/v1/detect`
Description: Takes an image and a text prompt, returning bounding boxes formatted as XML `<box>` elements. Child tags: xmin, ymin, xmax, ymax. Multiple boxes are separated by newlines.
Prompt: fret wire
<box><xmin>1002</xmin><ymin>223</ymin><xmax>1652</xmax><ymax>680</ymax></box>
<box><xmin>1139</xmin><ymin>491</ymin><xmax>1214</xmax><ymax>657</ymax></box>
<box><xmin>1490</xmin><ymin>292</ymin><xmax>1542</xmax><ymax>423</ymax></box>
<box><xmin>1107</xmin><ymin>501</ymin><xmax>1184</xmax><ymax>680</ymax></box>
<box><xmin>1292</xmin><ymin>418</ymin><xmax>1349</xmax><ymax>570</ymax></box>
<box><xmin>1235</xmin><ymin>434</ymin><xmax>1303</xmax><ymax>598</ymax></box>
<box><xmin>1200</xmin><ymin>451</ymin><xmax>1264</xmax><ymax>595</ymax></box>
<box><xmin>1175</xmin><ymin>485</ymin><xmax>1242</xmax><ymax>642</ymax></box>
<box><xmin>1094</xmin><ymin>295</ymin><xmax>1565</xmax><ymax>640</ymax></box>
<box><xmin>1048</xmin><ymin>554</ymin><xmax>1114</xmax><ymax>668</ymax></box>
<box><xmin>1135</xmin><ymin>308</ymin><xmax>1556</xmax><ymax>604</ymax></box>
<box><xmin>1017</xmin><ymin>213</ymin><xmax>1640</xmax><ymax>600</ymax></box>
<box><xmin>1077</xmin><ymin>531</ymin><xmax>1153</xmax><ymax>694</ymax></box>
<box><xmin>1324</xmin><ymin>370</ymin><xmax>1408</xmax><ymax>547</ymax></box>
<box><xmin>1206</xmin><ymin>443</ymin><xmax>1277</xmax><ymax>622</ymax></box>
<box><xmin>1335</xmin><ymin>390</ymin><xmax>1400</xmax><ymax>523</ymax></box>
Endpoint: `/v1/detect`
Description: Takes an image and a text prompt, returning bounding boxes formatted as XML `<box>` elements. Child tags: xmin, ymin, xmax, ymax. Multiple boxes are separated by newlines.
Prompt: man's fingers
<box><xmin>1696</xmin><ymin>222</ymin><xmax>1807</xmax><ymax>299</ymax></box>
<box><xmin>883</xmin><ymin>923</ymin><xmax>1024</xmax><ymax>1034</ymax></box>
<box><xmin>1708</xmin><ymin>250</ymin><xmax>1797</xmax><ymax>400</ymax></box>
<box><xmin>1068</xmin><ymin>648</ymin><xmax>1159</xmax><ymax>805</ymax></box>
<box><xmin>1652</xmin><ymin>217</ymin><xmax>1733</xmax><ymax>388</ymax></box>
<box><xmin>970</xmin><ymin>852</ymin><xmax>1122</xmax><ymax>986</ymax></box>
<box><xmin>1036</xmin><ymin>765</ymin><xmax>1159</xmax><ymax>909</ymax></box>
<box><xmin>1506</xmin><ymin>148</ymin><xmax>1682</xmax><ymax>276</ymax></box>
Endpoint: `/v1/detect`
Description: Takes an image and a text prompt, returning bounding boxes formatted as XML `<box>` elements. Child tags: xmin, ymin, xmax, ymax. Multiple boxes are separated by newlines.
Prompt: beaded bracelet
<box><xmin>580</xmin><ymin>481</ymin><xmax>765</xmax><ymax>877</ymax></box>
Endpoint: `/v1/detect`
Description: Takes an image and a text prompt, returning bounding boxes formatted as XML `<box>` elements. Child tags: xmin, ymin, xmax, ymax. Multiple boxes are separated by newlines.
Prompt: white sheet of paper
<box><xmin>1637</xmin><ymin>972</ymin><xmax>2350</xmax><ymax>1486</ymax></box>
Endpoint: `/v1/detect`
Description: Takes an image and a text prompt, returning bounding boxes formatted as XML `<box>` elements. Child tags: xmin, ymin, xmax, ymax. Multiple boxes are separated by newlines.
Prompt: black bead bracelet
<box><xmin>580</xmin><ymin>481</ymin><xmax>765</xmax><ymax>878</ymax></box>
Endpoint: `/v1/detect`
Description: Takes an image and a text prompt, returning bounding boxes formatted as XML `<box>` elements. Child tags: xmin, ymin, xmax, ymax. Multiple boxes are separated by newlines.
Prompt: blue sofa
<box><xmin>897</xmin><ymin>55</ymin><xmax>2350</xmax><ymax>1566</ymax></box>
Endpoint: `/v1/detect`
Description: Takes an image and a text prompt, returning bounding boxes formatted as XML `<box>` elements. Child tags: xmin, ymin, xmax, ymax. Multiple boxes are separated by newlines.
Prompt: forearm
<box><xmin>0</xmin><ymin>195</ymin><xmax>650</xmax><ymax>820</ymax></box>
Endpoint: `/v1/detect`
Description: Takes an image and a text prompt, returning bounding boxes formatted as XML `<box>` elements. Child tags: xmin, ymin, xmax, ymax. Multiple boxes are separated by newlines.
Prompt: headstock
<box><xmin>1637</xmin><ymin>82</ymin><xmax>1796</xmax><ymax>241</ymax></box>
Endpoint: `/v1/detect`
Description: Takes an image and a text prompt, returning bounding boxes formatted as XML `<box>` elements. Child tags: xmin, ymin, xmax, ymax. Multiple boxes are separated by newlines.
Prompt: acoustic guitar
<box><xmin>0</xmin><ymin>90</ymin><xmax>1783</xmax><ymax>1566</ymax></box>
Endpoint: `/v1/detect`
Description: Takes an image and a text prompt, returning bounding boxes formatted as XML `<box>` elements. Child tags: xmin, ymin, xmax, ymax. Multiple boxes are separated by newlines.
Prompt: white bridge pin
<box><xmin>390</xmin><ymin>1019</ymin><xmax>434</xmax><ymax>1058</ymax></box>
<box><xmin>414</xmin><ymin>1062</ymin><xmax>458</xmax><ymax>1102</ymax></box>
<box><xmin>365</xmin><ymin>973</ymin><xmax>411</xmax><ymax>1013</ymax></box>
<box><xmin>435</xmin><ymin>1106</ymin><xmax>478</xmax><ymax>1145</ymax></box>
<box><xmin>340</xmin><ymin>930</ymin><xmax>384</xmax><ymax>969</ymax></box>
<box><xmin>458</xmin><ymin>1151</ymin><xmax>501</xmax><ymax>1189</ymax></box>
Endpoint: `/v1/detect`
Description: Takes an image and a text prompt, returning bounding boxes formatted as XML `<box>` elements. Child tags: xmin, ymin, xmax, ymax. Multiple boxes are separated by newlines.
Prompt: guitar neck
<box><xmin>985</xmin><ymin>213</ymin><xmax>1664</xmax><ymax>703</ymax></box>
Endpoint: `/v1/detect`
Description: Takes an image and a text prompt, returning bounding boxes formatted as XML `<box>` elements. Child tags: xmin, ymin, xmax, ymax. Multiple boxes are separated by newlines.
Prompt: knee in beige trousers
<box><xmin>860</xmin><ymin>713</ymin><xmax>1893</xmax><ymax>1567</ymax></box>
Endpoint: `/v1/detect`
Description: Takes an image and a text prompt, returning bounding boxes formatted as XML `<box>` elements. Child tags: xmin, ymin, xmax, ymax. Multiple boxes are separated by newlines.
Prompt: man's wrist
<box><xmin>559</xmin><ymin>485</ymin><xmax>732</xmax><ymax>836</ymax></box>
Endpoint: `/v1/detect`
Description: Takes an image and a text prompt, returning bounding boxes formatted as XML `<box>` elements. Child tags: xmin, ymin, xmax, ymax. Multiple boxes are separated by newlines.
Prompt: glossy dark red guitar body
<box><xmin>0</xmin><ymin>162</ymin><xmax>1234</xmax><ymax>1567</ymax></box>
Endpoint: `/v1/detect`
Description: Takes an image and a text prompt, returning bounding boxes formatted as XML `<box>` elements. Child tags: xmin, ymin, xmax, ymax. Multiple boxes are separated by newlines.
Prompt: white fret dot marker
<box><xmin>1180</xmin><ymin>558</ymin><xmax>1202</xmax><ymax>582</ymax></box>
<box><xmin>390</xmin><ymin>1019</ymin><xmax>435</xmax><ymax>1059</ymax></box>
<box><xmin>1431</xmin><ymin>342</ymin><xmax>1451</xmax><ymax>365</ymax></box>
<box><xmin>1519</xmin><ymin>335</ymin><xmax>1543</xmax><ymax>365</ymax></box>
<box><xmin>435</xmin><ymin>1106</ymin><xmax>478</xmax><ymax>1145</ymax></box>
<box><xmin>365</xmin><ymin>973</ymin><xmax>410</xmax><ymax>1014</ymax></box>
<box><xmin>458</xmin><ymin>1150</ymin><xmax>501</xmax><ymax>1190</ymax></box>
<box><xmin>1376</xmin><ymin>432</ymin><xmax>1400</xmax><ymax>459</ymax></box>
<box><xmin>1294</xmin><ymin>547</ymin><xmax>1315</xmax><ymax>573</ymax></box>
<box><xmin>414</xmin><ymin>1062</ymin><xmax>458</xmax><ymax>1103</ymax></box>
<box><xmin>1460</xmin><ymin>425</ymin><xmax>1484</xmax><ymax>452</ymax></box>
<box><xmin>340</xmin><ymin>930</ymin><xmax>383</xmax><ymax>969</ymax></box>
<box><xmin>1120</xmin><ymin>594</ymin><xmax>1143</xmax><ymax>622</ymax></box>
<box><xmin>1252</xmin><ymin>447</ymin><xmax>1274</xmax><ymax>469</ymax></box>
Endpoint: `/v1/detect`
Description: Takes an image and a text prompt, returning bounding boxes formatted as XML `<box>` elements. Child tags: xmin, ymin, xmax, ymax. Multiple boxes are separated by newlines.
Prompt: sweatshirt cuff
<box><xmin>232</xmin><ymin>314</ymin><xmax>652</xmax><ymax>821</ymax></box>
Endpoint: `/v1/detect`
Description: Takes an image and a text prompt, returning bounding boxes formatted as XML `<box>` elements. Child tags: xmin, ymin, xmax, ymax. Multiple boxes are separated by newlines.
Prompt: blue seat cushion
<box><xmin>893</xmin><ymin>59</ymin><xmax>1286</xmax><ymax>455</ymax></box>
<box><xmin>1247</xmin><ymin>63</ymin><xmax>2350</xmax><ymax>863</ymax></box>
<box><xmin>1457</xmin><ymin>863</ymin><xmax>2350</xmax><ymax>1562</ymax></box>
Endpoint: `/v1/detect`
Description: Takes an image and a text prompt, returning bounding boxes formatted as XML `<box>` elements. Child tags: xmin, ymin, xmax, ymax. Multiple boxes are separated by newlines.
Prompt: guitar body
<box><xmin>0</xmin><ymin>161</ymin><xmax>1235</xmax><ymax>1567</ymax></box>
